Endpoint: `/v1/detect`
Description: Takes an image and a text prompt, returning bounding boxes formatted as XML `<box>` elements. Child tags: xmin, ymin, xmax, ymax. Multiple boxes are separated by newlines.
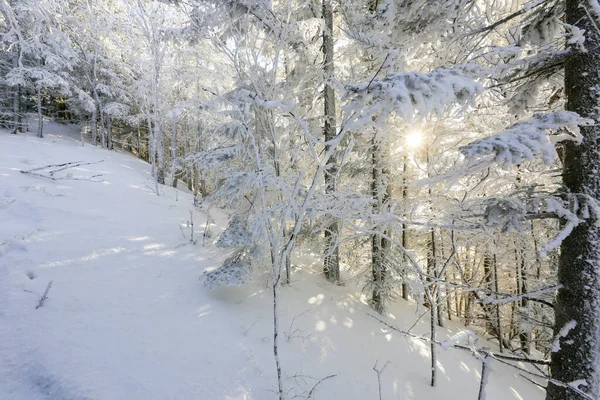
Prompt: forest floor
<box><xmin>0</xmin><ymin>123</ymin><xmax>545</xmax><ymax>399</ymax></box>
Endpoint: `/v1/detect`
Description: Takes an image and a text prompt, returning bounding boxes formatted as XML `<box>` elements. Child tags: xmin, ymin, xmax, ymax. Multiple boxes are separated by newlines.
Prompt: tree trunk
<box><xmin>518</xmin><ymin>245</ymin><xmax>530</xmax><ymax>354</ymax></box>
<box><xmin>322</xmin><ymin>0</ymin><xmax>340</xmax><ymax>284</ymax></box>
<box><xmin>91</xmin><ymin>108</ymin><xmax>97</xmax><ymax>145</ymax></box>
<box><xmin>371</xmin><ymin>132</ymin><xmax>391</xmax><ymax>313</ymax></box>
<box><xmin>98</xmin><ymin>104</ymin><xmax>105</xmax><ymax>148</ymax></box>
<box><xmin>106</xmin><ymin>114</ymin><xmax>112</xmax><ymax>150</ymax></box>
<box><xmin>186</xmin><ymin>130</ymin><xmax>192</xmax><ymax>191</ymax></box>
<box><xmin>36</xmin><ymin>86</ymin><xmax>43</xmax><ymax>138</ymax></box>
<box><xmin>546</xmin><ymin>1</ymin><xmax>600</xmax><ymax>398</ymax></box>
<box><xmin>493</xmin><ymin>253</ymin><xmax>503</xmax><ymax>353</ymax></box>
<box><xmin>146</xmin><ymin>110</ymin><xmax>155</xmax><ymax>176</ymax></box>
<box><xmin>401</xmin><ymin>154</ymin><xmax>410</xmax><ymax>300</ymax></box>
<box><xmin>171</xmin><ymin>118</ymin><xmax>178</xmax><ymax>188</ymax></box>
<box><xmin>11</xmin><ymin>38</ymin><xmax>21</xmax><ymax>133</ymax></box>
<box><xmin>137</xmin><ymin>125</ymin><xmax>142</xmax><ymax>157</ymax></box>
<box><xmin>483</xmin><ymin>253</ymin><xmax>497</xmax><ymax>337</ymax></box>
<box><xmin>426</xmin><ymin>149</ymin><xmax>443</xmax><ymax>327</ymax></box>
<box><xmin>17</xmin><ymin>84</ymin><xmax>22</xmax><ymax>132</ymax></box>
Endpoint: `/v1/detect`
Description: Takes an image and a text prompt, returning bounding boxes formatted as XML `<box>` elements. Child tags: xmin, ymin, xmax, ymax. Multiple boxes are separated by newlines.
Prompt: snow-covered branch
<box><xmin>460</xmin><ymin>111</ymin><xmax>593</xmax><ymax>166</ymax></box>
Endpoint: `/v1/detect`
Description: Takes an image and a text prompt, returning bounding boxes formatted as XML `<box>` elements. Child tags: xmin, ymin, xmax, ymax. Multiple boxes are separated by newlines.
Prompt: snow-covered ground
<box><xmin>0</xmin><ymin>125</ymin><xmax>545</xmax><ymax>399</ymax></box>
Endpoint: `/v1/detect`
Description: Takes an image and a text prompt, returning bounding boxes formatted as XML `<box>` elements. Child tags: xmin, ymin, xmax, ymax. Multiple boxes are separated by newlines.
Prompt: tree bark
<box><xmin>546</xmin><ymin>1</ymin><xmax>600</xmax><ymax>398</ymax></box>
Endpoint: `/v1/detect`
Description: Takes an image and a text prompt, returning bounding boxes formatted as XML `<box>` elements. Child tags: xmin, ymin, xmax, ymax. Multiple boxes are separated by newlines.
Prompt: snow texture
<box><xmin>440</xmin><ymin>330</ymin><xmax>477</xmax><ymax>350</ymax></box>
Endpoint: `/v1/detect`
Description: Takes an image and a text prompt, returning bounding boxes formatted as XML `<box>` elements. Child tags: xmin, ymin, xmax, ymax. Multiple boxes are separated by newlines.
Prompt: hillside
<box><xmin>0</xmin><ymin>127</ymin><xmax>545</xmax><ymax>400</ymax></box>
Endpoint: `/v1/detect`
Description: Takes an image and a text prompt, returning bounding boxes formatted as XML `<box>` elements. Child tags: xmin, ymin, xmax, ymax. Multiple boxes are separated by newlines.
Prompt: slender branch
<box><xmin>35</xmin><ymin>281</ymin><xmax>53</xmax><ymax>309</ymax></box>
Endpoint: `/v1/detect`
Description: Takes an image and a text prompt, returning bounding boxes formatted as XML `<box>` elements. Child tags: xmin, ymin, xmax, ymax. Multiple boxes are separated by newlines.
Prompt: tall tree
<box><xmin>322</xmin><ymin>0</ymin><xmax>340</xmax><ymax>283</ymax></box>
<box><xmin>546</xmin><ymin>1</ymin><xmax>600</xmax><ymax>398</ymax></box>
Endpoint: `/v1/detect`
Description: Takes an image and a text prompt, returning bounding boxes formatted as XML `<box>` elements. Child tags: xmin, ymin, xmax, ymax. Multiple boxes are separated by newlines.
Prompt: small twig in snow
<box><xmin>306</xmin><ymin>374</ymin><xmax>337</xmax><ymax>399</ymax></box>
<box><xmin>35</xmin><ymin>281</ymin><xmax>53</xmax><ymax>309</ymax></box>
<box><xmin>242</xmin><ymin>319</ymin><xmax>261</xmax><ymax>336</ymax></box>
<box><xmin>285</xmin><ymin>310</ymin><xmax>313</xmax><ymax>343</ymax></box>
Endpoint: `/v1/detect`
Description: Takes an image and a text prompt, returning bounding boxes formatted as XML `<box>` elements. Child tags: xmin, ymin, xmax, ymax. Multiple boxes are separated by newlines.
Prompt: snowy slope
<box><xmin>0</xmin><ymin>127</ymin><xmax>545</xmax><ymax>400</ymax></box>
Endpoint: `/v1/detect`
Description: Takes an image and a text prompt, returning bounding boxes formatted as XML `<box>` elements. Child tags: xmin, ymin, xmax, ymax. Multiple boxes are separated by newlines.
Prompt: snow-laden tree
<box><xmin>0</xmin><ymin>0</ymin><xmax>76</xmax><ymax>137</ymax></box>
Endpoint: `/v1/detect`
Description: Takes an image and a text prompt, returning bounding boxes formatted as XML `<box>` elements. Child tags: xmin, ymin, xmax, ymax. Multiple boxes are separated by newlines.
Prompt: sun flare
<box><xmin>405</xmin><ymin>130</ymin><xmax>423</xmax><ymax>148</ymax></box>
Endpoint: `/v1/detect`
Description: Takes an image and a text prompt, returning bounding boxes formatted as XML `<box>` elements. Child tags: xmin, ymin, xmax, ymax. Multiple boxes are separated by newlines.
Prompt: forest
<box><xmin>2</xmin><ymin>0</ymin><xmax>600</xmax><ymax>399</ymax></box>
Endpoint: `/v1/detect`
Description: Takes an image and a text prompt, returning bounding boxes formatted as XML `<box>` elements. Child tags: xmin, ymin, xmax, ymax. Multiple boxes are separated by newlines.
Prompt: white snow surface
<box><xmin>0</xmin><ymin>125</ymin><xmax>545</xmax><ymax>399</ymax></box>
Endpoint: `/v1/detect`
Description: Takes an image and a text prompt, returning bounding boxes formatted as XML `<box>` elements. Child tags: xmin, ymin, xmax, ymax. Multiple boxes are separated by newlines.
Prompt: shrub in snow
<box><xmin>200</xmin><ymin>249</ymin><xmax>253</xmax><ymax>289</ymax></box>
<box><xmin>216</xmin><ymin>216</ymin><xmax>254</xmax><ymax>248</ymax></box>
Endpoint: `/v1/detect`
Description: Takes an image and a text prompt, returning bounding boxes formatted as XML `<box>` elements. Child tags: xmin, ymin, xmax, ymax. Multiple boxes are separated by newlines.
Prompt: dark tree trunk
<box><xmin>401</xmin><ymin>154</ymin><xmax>410</xmax><ymax>300</ymax></box>
<box><xmin>36</xmin><ymin>86</ymin><xmax>43</xmax><ymax>138</ymax></box>
<box><xmin>482</xmin><ymin>251</ymin><xmax>503</xmax><ymax>350</ymax></box>
<box><xmin>137</xmin><ymin>125</ymin><xmax>142</xmax><ymax>157</ymax></box>
<box><xmin>322</xmin><ymin>0</ymin><xmax>340</xmax><ymax>283</ymax></box>
<box><xmin>546</xmin><ymin>1</ymin><xmax>600</xmax><ymax>398</ymax></box>
<box><xmin>106</xmin><ymin>114</ymin><xmax>112</xmax><ymax>150</ymax></box>
<box><xmin>518</xmin><ymin>246</ymin><xmax>530</xmax><ymax>354</ymax></box>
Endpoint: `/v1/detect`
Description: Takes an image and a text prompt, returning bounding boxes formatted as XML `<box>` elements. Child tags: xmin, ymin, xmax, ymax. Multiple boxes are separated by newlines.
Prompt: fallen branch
<box><xmin>478</xmin><ymin>354</ymin><xmax>490</xmax><ymax>400</ymax></box>
<box><xmin>369</xmin><ymin>313</ymin><xmax>550</xmax><ymax>365</ymax></box>
<box><xmin>369</xmin><ymin>314</ymin><xmax>596</xmax><ymax>399</ymax></box>
<box><xmin>21</xmin><ymin>160</ymin><xmax>104</xmax><ymax>181</ymax></box>
<box><xmin>35</xmin><ymin>281</ymin><xmax>53</xmax><ymax>309</ymax></box>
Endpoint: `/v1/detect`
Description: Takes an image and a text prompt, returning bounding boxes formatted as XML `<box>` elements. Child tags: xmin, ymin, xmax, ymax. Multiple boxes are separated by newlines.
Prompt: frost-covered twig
<box><xmin>242</xmin><ymin>319</ymin><xmax>260</xmax><ymax>336</ymax></box>
<box><xmin>285</xmin><ymin>310</ymin><xmax>312</xmax><ymax>344</ymax></box>
<box><xmin>369</xmin><ymin>313</ymin><xmax>551</xmax><ymax>365</ymax></box>
<box><xmin>479</xmin><ymin>284</ymin><xmax>560</xmax><ymax>306</ymax></box>
<box><xmin>493</xmin><ymin>356</ymin><xmax>595</xmax><ymax>400</ymax></box>
<box><xmin>305</xmin><ymin>374</ymin><xmax>336</xmax><ymax>400</ymax></box>
<box><xmin>373</xmin><ymin>360</ymin><xmax>389</xmax><ymax>400</ymax></box>
<box><xmin>35</xmin><ymin>281</ymin><xmax>53</xmax><ymax>309</ymax></box>
<box><xmin>369</xmin><ymin>314</ymin><xmax>595</xmax><ymax>399</ymax></box>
